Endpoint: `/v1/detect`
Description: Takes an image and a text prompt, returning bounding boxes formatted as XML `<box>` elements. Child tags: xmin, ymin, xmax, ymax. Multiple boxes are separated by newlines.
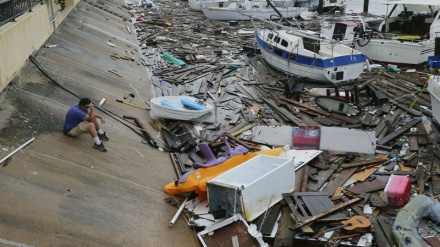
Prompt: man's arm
<box><xmin>83</xmin><ymin>103</ymin><xmax>105</xmax><ymax>124</ymax></box>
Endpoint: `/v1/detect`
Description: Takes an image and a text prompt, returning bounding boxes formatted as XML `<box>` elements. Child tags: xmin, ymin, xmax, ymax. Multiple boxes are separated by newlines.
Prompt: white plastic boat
<box><xmin>190</xmin><ymin>0</ymin><xmax>296</xmax><ymax>11</ymax></box>
<box><xmin>201</xmin><ymin>0</ymin><xmax>307</xmax><ymax>21</ymax></box>
<box><xmin>189</xmin><ymin>0</ymin><xmax>230</xmax><ymax>11</ymax></box>
<box><xmin>353</xmin><ymin>0</ymin><xmax>440</xmax><ymax>66</ymax></box>
<box><xmin>149</xmin><ymin>96</ymin><xmax>213</xmax><ymax>120</ymax></box>
<box><xmin>295</xmin><ymin>0</ymin><xmax>346</xmax><ymax>12</ymax></box>
<box><xmin>253</xmin><ymin>18</ymin><xmax>366</xmax><ymax>83</ymax></box>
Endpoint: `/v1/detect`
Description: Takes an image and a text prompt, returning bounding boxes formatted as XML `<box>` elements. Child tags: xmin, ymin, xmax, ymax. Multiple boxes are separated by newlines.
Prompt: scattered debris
<box><xmin>105</xmin><ymin>1</ymin><xmax>440</xmax><ymax>246</ymax></box>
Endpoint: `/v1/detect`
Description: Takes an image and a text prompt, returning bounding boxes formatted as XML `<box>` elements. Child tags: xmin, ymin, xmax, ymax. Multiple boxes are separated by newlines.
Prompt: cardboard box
<box><xmin>384</xmin><ymin>175</ymin><xmax>411</xmax><ymax>206</ymax></box>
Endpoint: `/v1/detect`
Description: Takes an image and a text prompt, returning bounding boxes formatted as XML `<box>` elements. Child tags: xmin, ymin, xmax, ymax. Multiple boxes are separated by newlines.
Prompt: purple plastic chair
<box><xmin>192</xmin><ymin>132</ymin><xmax>248</xmax><ymax>169</ymax></box>
<box><xmin>192</xmin><ymin>143</ymin><xmax>227</xmax><ymax>169</ymax></box>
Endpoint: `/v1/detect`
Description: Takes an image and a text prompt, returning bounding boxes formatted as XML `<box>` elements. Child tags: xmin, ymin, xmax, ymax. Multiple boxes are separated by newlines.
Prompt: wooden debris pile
<box><xmin>127</xmin><ymin>1</ymin><xmax>440</xmax><ymax>247</ymax></box>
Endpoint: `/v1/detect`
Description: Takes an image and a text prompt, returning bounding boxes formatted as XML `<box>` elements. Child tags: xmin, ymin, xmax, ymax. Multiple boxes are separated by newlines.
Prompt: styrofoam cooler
<box><xmin>384</xmin><ymin>175</ymin><xmax>411</xmax><ymax>206</ymax></box>
<box><xmin>207</xmin><ymin>154</ymin><xmax>295</xmax><ymax>221</ymax></box>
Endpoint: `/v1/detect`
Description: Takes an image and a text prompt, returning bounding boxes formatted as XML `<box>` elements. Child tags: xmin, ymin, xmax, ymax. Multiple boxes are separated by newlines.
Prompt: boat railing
<box><xmin>0</xmin><ymin>0</ymin><xmax>43</xmax><ymax>26</ymax></box>
<box><xmin>250</xmin><ymin>16</ymin><xmax>343</xmax><ymax>46</ymax></box>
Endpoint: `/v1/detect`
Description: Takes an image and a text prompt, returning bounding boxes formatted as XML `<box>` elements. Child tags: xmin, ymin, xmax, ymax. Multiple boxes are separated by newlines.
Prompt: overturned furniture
<box><xmin>207</xmin><ymin>154</ymin><xmax>295</xmax><ymax>221</ymax></box>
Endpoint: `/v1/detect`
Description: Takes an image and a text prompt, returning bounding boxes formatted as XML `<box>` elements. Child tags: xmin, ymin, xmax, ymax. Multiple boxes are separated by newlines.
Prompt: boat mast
<box><xmin>265</xmin><ymin>0</ymin><xmax>286</xmax><ymax>22</ymax></box>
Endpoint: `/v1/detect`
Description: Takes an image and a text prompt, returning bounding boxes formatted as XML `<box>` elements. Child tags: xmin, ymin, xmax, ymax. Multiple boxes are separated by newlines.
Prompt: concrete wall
<box><xmin>0</xmin><ymin>0</ymin><xmax>80</xmax><ymax>92</ymax></box>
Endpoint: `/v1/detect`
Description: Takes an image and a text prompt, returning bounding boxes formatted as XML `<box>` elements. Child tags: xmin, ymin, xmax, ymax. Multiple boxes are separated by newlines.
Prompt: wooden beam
<box><xmin>289</xmin><ymin>197</ymin><xmax>362</xmax><ymax>231</ymax></box>
<box><xmin>279</xmin><ymin>97</ymin><xmax>331</xmax><ymax>117</ymax></box>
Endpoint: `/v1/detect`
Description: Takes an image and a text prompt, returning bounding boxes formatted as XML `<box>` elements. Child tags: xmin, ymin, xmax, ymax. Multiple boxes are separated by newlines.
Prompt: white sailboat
<box><xmin>189</xmin><ymin>0</ymin><xmax>230</xmax><ymax>11</ymax></box>
<box><xmin>190</xmin><ymin>0</ymin><xmax>296</xmax><ymax>11</ymax></box>
<box><xmin>295</xmin><ymin>0</ymin><xmax>346</xmax><ymax>12</ymax></box>
<box><xmin>201</xmin><ymin>0</ymin><xmax>308</xmax><ymax>21</ymax></box>
<box><xmin>353</xmin><ymin>0</ymin><xmax>440</xmax><ymax>66</ymax></box>
<box><xmin>253</xmin><ymin>18</ymin><xmax>366</xmax><ymax>83</ymax></box>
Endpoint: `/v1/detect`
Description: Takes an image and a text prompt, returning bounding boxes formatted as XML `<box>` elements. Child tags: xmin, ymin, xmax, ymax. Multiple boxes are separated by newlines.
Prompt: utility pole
<box><xmin>363</xmin><ymin>0</ymin><xmax>370</xmax><ymax>15</ymax></box>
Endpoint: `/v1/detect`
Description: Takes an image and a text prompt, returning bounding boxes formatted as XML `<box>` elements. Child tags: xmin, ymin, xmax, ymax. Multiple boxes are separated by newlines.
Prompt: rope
<box><xmin>404</xmin><ymin>71</ymin><xmax>431</xmax><ymax>115</ymax></box>
<box><xmin>29</xmin><ymin>55</ymin><xmax>161</xmax><ymax>148</ymax></box>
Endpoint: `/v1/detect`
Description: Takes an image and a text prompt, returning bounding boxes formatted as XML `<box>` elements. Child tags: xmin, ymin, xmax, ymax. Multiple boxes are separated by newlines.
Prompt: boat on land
<box><xmin>190</xmin><ymin>0</ymin><xmax>296</xmax><ymax>11</ymax></box>
<box><xmin>351</xmin><ymin>0</ymin><xmax>440</xmax><ymax>66</ymax></box>
<box><xmin>164</xmin><ymin>147</ymin><xmax>286</xmax><ymax>201</ymax></box>
<box><xmin>253</xmin><ymin>18</ymin><xmax>367</xmax><ymax>83</ymax></box>
<box><xmin>295</xmin><ymin>0</ymin><xmax>346</xmax><ymax>13</ymax></box>
<box><xmin>149</xmin><ymin>96</ymin><xmax>213</xmax><ymax>120</ymax></box>
<box><xmin>201</xmin><ymin>0</ymin><xmax>307</xmax><ymax>21</ymax></box>
<box><xmin>189</xmin><ymin>0</ymin><xmax>229</xmax><ymax>11</ymax></box>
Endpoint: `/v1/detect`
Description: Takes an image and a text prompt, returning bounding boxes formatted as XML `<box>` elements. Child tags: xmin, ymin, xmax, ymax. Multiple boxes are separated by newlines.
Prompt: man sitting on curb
<box><xmin>63</xmin><ymin>98</ymin><xmax>109</xmax><ymax>152</ymax></box>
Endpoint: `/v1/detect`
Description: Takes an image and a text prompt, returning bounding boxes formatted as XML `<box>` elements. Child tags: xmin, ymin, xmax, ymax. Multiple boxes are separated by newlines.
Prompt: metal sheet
<box><xmin>319</xmin><ymin>127</ymin><xmax>376</xmax><ymax>154</ymax></box>
<box><xmin>251</xmin><ymin>126</ymin><xmax>293</xmax><ymax>146</ymax></box>
<box><xmin>279</xmin><ymin>149</ymin><xmax>322</xmax><ymax>171</ymax></box>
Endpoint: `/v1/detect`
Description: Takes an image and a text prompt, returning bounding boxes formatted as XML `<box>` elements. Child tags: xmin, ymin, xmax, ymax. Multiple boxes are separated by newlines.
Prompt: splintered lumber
<box><xmin>235</xmin><ymin>74</ymin><xmax>250</xmax><ymax>82</ymax></box>
<box><xmin>262</xmin><ymin>98</ymin><xmax>305</xmax><ymax>126</ymax></box>
<box><xmin>289</xmin><ymin>197</ymin><xmax>362</xmax><ymax>231</ymax></box>
<box><xmin>235</xmin><ymin>81</ymin><xmax>262</xmax><ymax>103</ymax></box>
<box><xmin>322</xmin><ymin>167</ymin><xmax>358</xmax><ymax>195</ymax></box>
<box><xmin>300</xmin><ymin>166</ymin><xmax>309</xmax><ymax>192</ymax></box>
<box><xmin>377</xmin><ymin>118</ymin><xmax>421</xmax><ymax>145</ymax></box>
<box><xmin>341</xmin><ymin>157</ymin><xmax>388</xmax><ymax>168</ymax></box>
<box><xmin>279</xmin><ymin>97</ymin><xmax>331</xmax><ymax>117</ymax></box>
<box><xmin>371</xmin><ymin>218</ymin><xmax>392</xmax><ymax>247</ymax></box>
<box><xmin>230</xmin><ymin>124</ymin><xmax>257</xmax><ymax>137</ymax></box>
<box><xmin>331</xmin><ymin>113</ymin><xmax>362</xmax><ymax>125</ymax></box>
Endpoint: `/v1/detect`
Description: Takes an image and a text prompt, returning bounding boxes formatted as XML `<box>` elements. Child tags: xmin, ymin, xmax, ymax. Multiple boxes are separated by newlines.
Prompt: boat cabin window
<box><xmin>238</xmin><ymin>4</ymin><xmax>242</xmax><ymax>8</ymax></box>
<box><xmin>266</xmin><ymin>44</ymin><xmax>273</xmax><ymax>51</ymax></box>
<box><xmin>274</xmin><ymin>36</ymin><xmax>281</xmax><ymax>43</ymax></box>
<box><xmin>274</xmin><ymin>48</ymin><xmax>283</xmax><ymax>57</ymax></box>
<box><xmin>268</xmin><ymin>33</ymin><xmax>274</xmax><ymax>40</ymax></box>
<box><xmin>303</xmin><ymin>37</ymin><xmax>319</xmax><ymax>53</ymax></box>
<box><xmin>252</xmin><ymin>4</ymin><xmax>260</xmax><ymax>8</ymax></box>
<box><xmin>281</xmin><ymin>39</ymin><xmax>288</xmax><ymax>47</ymax></box>
<box><xmin>385</xmin><ymin>6</ymin><xmax>433</xmax><ymax>38</ymax></box>
<box><xmin>289</xmin><ymin>53</ymin><xmax>296</xmax><ymax>61</ymax></box>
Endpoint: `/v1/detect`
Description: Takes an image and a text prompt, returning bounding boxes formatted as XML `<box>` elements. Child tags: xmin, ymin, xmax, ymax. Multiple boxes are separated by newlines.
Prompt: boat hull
<box><xmin>255</xmin><ymin>30</ymin><xmax>366</xmax><ymax>83</ymax></box>
<box><xmin>296</xmin><ymin>0</ymin><xmax>346</xmax><ymax>12</ymax></box>
<box><xmin>150</xmin><ymin>96</ymin><xmax>213</xmax><ymax>120</ymax></box>
<box><xmin>189</xmin><ymin>0</ymin><xmax>228</xmax><ymax>11</ymax></box>
<box><xmin>355</xmin><ymin>39</ymin><xmax>434</xmax><ymax>66</ymax></box>
<box><xmin>202</xmin><ymin>6</ymin><xmax>307</xmax><ymax>20</ymax></box>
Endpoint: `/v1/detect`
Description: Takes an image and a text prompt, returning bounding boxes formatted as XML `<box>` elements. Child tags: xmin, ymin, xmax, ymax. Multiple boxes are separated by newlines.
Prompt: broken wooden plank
<box><xmin>371</xmin><ymin>218</ymin><xmax>392</xmax><ymax>247</ymax></box>
<box><xmin>279</xmin><ymin>97</ymin><xmax>331</xmax><ymax>117</ymax></box>
<box><xmin>341</xmin><ymin>157</ymin><xmax>388</xmax><ymax>168</ymax></box>
<box><xmin>322</xmin><ymin>167</ymin><xmax>357</xmax><ymax>195</ymax></box>
<box><xmin>262</xmin><ymin>98</ymin><xmax>305</xmax><ymax>126</ymax></box>
<box><xmin>289</xmin><ymin>197</ymin><xmax>362</xmax><ymax>231</ymax></box>
<box><xmin>346</xmin><ymin>176</ymin><xmax>389</xmax><ymax>194</ymax></box>
<box><xmin>377</xmin><ymin>118</ymin><xmax>421</xmax><ymax>145</ymax></box>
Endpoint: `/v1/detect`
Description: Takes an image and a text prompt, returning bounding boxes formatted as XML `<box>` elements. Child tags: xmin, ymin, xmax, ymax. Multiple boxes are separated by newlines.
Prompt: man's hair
<box><xmin>79</xmin><ymin>98</ymin><xmax>91</xmax><ymax>107</ymax></box>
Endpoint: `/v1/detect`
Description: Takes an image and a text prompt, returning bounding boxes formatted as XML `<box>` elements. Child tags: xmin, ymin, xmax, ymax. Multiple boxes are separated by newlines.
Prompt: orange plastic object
<box><xmin>164</xmin><ymin>147</ymin><xmax>285</xmax><ymax>201</ymax></box>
